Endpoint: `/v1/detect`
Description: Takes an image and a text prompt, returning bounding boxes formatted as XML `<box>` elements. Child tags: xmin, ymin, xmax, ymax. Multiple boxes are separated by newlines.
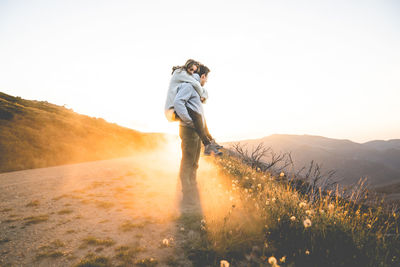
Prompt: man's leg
<box><xmin>187</xmin><ymin>107</ymin><xmax>211</xmax><ymax>146</ymax></box>
<box><xmin>179</xmin><ymin>126</ymin><xmax>201</xmax><ymax>197</ymax></box>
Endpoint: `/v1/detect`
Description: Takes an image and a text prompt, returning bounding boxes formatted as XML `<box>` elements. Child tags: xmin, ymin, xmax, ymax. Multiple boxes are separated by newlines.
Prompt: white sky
<box><xmin>1</xmin><ymin>0</ymin><xmax>399</xmax><ymax>143</ymax></box>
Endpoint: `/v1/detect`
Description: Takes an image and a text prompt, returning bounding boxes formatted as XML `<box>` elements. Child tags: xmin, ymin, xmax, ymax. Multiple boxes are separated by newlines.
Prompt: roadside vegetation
<box><xmin>182</xmin><ymin>147</ymin><xmax>400</xmax><ymax>267</ymax></box>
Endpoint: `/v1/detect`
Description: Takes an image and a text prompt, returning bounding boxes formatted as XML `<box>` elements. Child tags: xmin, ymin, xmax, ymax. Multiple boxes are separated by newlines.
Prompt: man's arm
<box><xmin>173</xmin><ymin>84</ymin><xmax>194</xmax><ymax>125</ymax></box>
<box><xmin>174</xmin><ymin>71</ymin><xmax>208</xmax><ymax>100</ymax></box>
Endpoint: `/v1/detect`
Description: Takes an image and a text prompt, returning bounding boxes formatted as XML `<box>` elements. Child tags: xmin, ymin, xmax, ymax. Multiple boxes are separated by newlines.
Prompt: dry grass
<box><xmin>119</xmin><ymin>221</ymin><xmax>145</xmax><ymax>232</ymax></box>
<box><xmin>81</xmin><ymin>236</ymin><xmax>115</xmax><ymax>248</ymax></box>
<box><xmin>189</xmin><ymin>154</ymin><xmax>400</xmax><ymax>266</ymax></box>
<box><xmin>26</xmin><ymin>200</ymin><xmax>40</xmax><ymax>207</ymax></box>
<box><xmin>57</xmin><ymin>209</ymin><xmax>73</xmax><ymax>215</ymax></box>
<box><xmin>23</xmin><ymin>214</ymin><xmax>49</xmax><ymax>225</ymax></box>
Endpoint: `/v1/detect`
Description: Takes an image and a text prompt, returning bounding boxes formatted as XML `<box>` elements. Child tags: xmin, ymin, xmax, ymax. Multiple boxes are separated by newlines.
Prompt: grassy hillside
<box><xmin>0</xmin><ymin>92</ymin><xmax>165</xmax><ymax>173</ymax></box>
<box><xmin>182</xmin><ymin>153</ymin><xmax>400</xmax><ymax>266</ymax></box>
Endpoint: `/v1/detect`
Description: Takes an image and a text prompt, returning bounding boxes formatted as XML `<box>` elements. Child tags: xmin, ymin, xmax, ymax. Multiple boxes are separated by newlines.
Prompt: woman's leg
<box><xmin>187</xmin><ymin>107</ymin><xmax>211</xmax><ymax>146</ymax></box>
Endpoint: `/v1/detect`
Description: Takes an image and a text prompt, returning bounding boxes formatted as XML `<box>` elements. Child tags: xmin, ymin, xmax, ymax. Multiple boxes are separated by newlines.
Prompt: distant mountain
<box><xmin>225</xmin><ymin>134</ymin><xmax>400</xmax><ymax>188</ymax></box>
<box><xmin>0</xmin><ymin>92</ymin><xmax>166</xmax><ymax>173</ymax></box>
<box><xmin>363</xmin><ymin>139</ymin><xmax>400</xmax><ymax>151</ymax></box>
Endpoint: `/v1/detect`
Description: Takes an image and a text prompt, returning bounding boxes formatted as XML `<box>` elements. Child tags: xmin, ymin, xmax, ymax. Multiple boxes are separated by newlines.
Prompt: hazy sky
<box><xmin>1</xmin><ymin>0</ymin><xmax>399</xmax><ymax>143</ymax></box>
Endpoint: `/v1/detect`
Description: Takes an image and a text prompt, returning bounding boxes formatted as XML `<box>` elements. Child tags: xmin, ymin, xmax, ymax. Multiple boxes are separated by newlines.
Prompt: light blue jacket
<box><xmin>173</xmin><ymin>74</ymin><xmax>205</xmax><ymax>128</ymax></box>
<box><xmin>164</xmin><ymin>69</ymin><xmax>208</xmax><ymax>113</ymax></box>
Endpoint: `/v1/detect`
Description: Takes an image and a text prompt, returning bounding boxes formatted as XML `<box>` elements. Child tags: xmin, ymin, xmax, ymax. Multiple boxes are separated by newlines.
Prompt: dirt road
<box><xmin>0</xmin><ymin>143</ymin><xmax>231</xmax><ymax>267</ymax></box>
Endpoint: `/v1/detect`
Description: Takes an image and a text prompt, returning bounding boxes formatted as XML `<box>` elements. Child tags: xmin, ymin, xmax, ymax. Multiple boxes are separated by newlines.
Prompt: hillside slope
<box><xmin>0</xmin><ymin>92</ymin><xmax>165</xmax><ymax>173</ymax></box>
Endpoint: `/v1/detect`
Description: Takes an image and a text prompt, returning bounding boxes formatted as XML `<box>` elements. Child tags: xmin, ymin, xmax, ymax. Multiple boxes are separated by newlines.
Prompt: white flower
<box><xmin>162</xmin><ymin>238</ymin><xmax>169</xmax><ymax>246</ymax></box>
<box><xmin>268</xmin><ymin>256</ymin><xmax>277</xmax><ymax>265</ymax></box>
<box><xmin>290</xmin><ymin>216</ymin><xmax>296</xmax><ymax>221</ymax></box>
<box><xmin>299</xmin><ymin>202</ymin><xmax>307</xmax><ymax>208</ymax></box>
<box><xmin>220</xmin><ymin>260</ymin><xmax>230</xmax><ymax>267</ymax></box>
<box><xmin>303</xmin><ymin>218</ymin><xmax>312</xmax><ymax>228</ymax></box>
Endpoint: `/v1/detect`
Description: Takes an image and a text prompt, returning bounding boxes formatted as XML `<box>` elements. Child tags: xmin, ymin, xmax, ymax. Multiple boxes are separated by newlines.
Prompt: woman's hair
<box><xmin>171</xmin><ymin>59</ymin><xmax>200</xmax><ymax>75</ymax></box>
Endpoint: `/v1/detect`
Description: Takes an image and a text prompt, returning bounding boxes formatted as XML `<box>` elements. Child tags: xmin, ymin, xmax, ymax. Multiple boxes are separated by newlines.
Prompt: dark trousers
<box><xmin>179</xmin><ymin>126</ymin><xmax>201</xmax><ymax>195</ymax></box>
<box><xmin>186</xmin><ymin>107</ymin><xmax>212</xmax><ymax>146</ymax></box>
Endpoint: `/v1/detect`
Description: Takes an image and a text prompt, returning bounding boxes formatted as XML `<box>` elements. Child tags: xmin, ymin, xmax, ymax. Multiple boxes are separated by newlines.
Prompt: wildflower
<box><xmin>367</xmin><ymin>224</ymin><xmax>372</xmax><ymax>229</ymax></box>
<box><xmin>303</xmin><ymin>218</ymin><xmax>312</xmax><ymax>228</ymax></box>
<box><xmin>328</xmin><ymin>203</ymin><xmax>334</xmax><ymax>211</ymax></box>
<box><xmin>306</xmin><ymin>210</ymin><xmax>313</xmax><ymax>216</ymax></box>
<box><xmin>245</xmin><ymin>176</ymin><xmax>249</xmax><ymax>180</ymax></box>
<box><xmin>268</xmin><ymin>256</ymin><xmax>277</xmax><ymax>265</ymax></box>
<box><xmin>180</xmin><ymin>227</ymin><xmax>185</xmax><ymax>232</ymax></box>
<box><xmin>299</xmin><ymin>202</ymin><xmax>306</xmax><ymax>208</ymax></box>
<box><xmin>319</xmin><ymin>209</ymin><xmax>325</xmax><ymax>214</ymax></box>
<box><xmin>290</xmin><ymin>216</ymin><xmax>296</xmax><ymax>221</ymax></box>
<box><xmin>279</xmin><ymin>172</ymin><xmax>285</xmax><ymax>177</ymax></box>
<box><xmin>265</xmin><ymin>199</ymin><xmax>270</xmax><ymax>205</ymax></box>
<box><xmin>220</xmin><ymin>260</ymin><xmax>230</xmax><ymax>267</ymax></box>
<box><xmin>393</xmin><ymin>213</ymin><xmax>397</xmax><ymax>218</ymax></box>
<box><xmin>162</xmin><ymin>238</ymin><xmax>169</xmax><ymax>246</ymax></box>
<box><xmin>305</xmin><ymin>250</ymin><xmax>310</xmax><ymax>255</ymax></box>
<box><xmin>257</xmin><ymin>184</ymin><xmax>262</xmax><ymax>188</ymax></box>
<box><xmin>280</xmin><ymin>256</ymin><xmax>286</xmax><ymax>263</ymax></box>
<box><xmin>272</xmin><ymin>197</ymin><xmax>276</xmax><ymax>202</ymax></box>
<box><xmin>257</xmin><ymin>167</ymin><xmax>261</xmax><ymax>171</ymax></box>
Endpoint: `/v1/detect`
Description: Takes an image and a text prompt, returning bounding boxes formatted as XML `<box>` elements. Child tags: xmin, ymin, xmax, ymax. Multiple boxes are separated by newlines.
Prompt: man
<box><xmin>173</xmin><ymin>64</ymin><xmax>218</xmax><ymax>200</ymax></box>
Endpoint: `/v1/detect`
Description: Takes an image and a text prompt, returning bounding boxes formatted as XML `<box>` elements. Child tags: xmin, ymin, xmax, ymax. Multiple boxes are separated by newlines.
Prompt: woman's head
<box><xmin>171</xmin><ymin>59</ymin><xmax>200</xmax><ymax>75</ymax></box>
<box><xmin>183</xmin><ymin>59</ymin><xmax>199</xmax><ymax>74</ymax></box>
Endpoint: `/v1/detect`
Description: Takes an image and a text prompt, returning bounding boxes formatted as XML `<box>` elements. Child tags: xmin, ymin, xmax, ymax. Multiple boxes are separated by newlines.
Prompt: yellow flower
<box><xmin>367</xmin><ymin>224</ymin><xmax>372</xmax><ymax>229</ymax></box>
<box><xmin>280</xmin><ymin>256</ymin><xmax>286</xmax><ymax>263</ymax></box>
<box><xmin>290</xmin><ymin>216</ymin><xmax>296</xmax><ymax>221</ymax></box>
<box><xmin>268</xmin><ymin>256</ymin><xmax>277</xmax><ymax>265</ymax></box>
<box><xmin>306</xmin><ymin>210</ymin><xmax>313</xmax><ymax>216</ymax></box>
<box><xmin>220</xmin><ymin>260</ymin><xmax>230</xmax><ymax>267</ymax></box>
<box><xmin>279</xmin><ymin>172</ymin><xmax>285</xmax><ymax>177</ymax></box>
<box><xmin>303</xmin><ymin>218</ymin><xmax>312</xmax><ymax>228</ymax></box>
<box><xmin>299</xmin><ymin>202</ymin><xmax>307</xmax><ymax>208</ymax></box>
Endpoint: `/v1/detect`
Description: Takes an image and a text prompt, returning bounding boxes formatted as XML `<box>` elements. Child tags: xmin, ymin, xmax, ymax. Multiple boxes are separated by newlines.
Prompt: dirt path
<box><xmin>0</xmin><ymin>139</ymin><xmax>236</xmax><ymax>267</ymax></box>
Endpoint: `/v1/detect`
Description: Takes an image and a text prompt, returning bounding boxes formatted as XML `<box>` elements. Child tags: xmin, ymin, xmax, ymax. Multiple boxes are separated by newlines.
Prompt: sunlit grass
<box><xmin>189</xmin><ymin>154</ymin><xmax>400</xmax><ymax>266</ymax></box>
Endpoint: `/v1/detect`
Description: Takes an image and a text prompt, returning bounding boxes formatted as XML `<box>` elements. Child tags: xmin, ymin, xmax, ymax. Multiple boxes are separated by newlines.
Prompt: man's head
<box><xmin>197</xmin><ymin>64</ymin><xmax>210</xmax><ymax>86</ymax></box>
<box><xmin>184</xmin><ymin>59</ymin><xmax>200</xmax><ymax>75</ymax></box>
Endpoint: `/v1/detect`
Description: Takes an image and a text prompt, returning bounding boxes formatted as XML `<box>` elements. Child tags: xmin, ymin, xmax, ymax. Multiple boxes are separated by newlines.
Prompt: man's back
<box><xmin>173</xmin><ymin>75</ymin><xmax>205</xmax><ymax>129</ymax></box>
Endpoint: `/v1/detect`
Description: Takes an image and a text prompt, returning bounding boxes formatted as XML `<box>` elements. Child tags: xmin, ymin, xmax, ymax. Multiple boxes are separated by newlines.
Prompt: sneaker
<box><xmin>204</xmin><ymin>143</ymin><xmax>223</xmax><ymax>156</ymax></box>
<box><xmin>211</xmin><ymin>139</ymin><xmax>223</xmax><ymax>149</ymax></box>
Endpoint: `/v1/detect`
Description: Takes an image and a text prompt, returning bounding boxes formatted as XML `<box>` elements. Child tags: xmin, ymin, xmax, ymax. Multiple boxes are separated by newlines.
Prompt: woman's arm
<box><xmin>173</xmin><ymin>70</ymin><xmax>208</xmax><ymax>100</ymax></box>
